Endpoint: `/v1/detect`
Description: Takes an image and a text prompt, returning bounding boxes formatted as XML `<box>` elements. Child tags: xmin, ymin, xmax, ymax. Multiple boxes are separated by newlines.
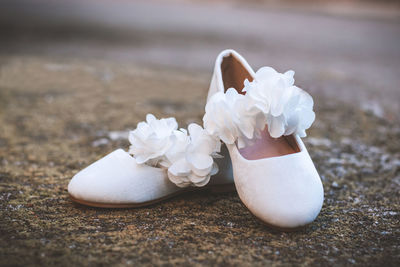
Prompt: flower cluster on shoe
<box><xmin>203</xmin><ymin>66</ymin><xmax>315</xmax><ymax>148</ymax></box>
<box><xmin>129</xmin><ymin>114</ymin><xmax>221</xmax><ymax>187</ymax></box>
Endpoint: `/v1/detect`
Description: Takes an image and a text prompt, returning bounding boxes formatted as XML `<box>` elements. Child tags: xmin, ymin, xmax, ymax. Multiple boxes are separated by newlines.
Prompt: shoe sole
<box><xmin>69</xmin><ymin>183</ymin><xmax>236</xmax><ymax>208</ymax></box>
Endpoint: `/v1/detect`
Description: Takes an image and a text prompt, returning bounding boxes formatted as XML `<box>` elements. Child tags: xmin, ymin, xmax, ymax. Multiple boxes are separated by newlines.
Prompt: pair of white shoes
<box><xmin>68</xmin><ymin>50</ymin><xmax>324</xmax><ymax>230</ymax></box>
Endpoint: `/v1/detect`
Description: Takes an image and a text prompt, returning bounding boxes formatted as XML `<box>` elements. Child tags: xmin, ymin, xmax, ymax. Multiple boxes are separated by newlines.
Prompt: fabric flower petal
<box><xmin>203</xmin><ymin>66</ymin><xmax>315</xmax><ymax>148</ymax></box>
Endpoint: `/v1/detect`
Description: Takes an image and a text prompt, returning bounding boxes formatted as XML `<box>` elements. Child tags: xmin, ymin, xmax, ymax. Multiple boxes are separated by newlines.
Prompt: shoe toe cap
<box><xmin>230</xmin><ymin>145</ymin><xmax>324</xmax><ymax>229</ymax></box>
<box><xmin>244</xmin><ymin>169</ymin><xmax>324</xmax><ymax>229</ymax></box>
<box><xmin>257</xmin><ymin>174</ymin><xmax>323</xmax><ymax>228</ymax></box>
<box><xmin>68</xmin><ymin>149</ymin><xmax>178</xmax><ymax>204</ymax></box>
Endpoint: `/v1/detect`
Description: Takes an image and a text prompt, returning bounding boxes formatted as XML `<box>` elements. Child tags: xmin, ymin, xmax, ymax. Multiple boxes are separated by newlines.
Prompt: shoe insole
<box><xmin>239</xmin><ymin>127</ymin><xmax>299</xmax><ymax>160</ymax></box>
<box><xmin>221</xmin><ymin>54</ymin><xmax>250</xmax><ymax>95</ymax></box>
<box><xmin>221</xmin><ymin>53</ymin><xmax>299</xmax><ymax>159</ymax></box>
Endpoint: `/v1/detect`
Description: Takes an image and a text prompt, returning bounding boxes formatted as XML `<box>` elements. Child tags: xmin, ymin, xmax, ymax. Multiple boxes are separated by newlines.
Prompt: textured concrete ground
<box><xmin>1</xmin><ymin>0</ymin><xmax>400</xmax><ymax>266</ymax></box>
<box><xmin>0</xmin><ymin>55</ymin><xmax>399</xmax><ymax>266</ymax></box>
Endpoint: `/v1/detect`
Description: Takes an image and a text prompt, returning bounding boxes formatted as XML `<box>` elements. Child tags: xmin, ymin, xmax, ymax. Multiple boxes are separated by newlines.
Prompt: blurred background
<box><xmin>1</xmin><ymin>0</ymin><xmax>399</xmax><ymax>119</ymax></box>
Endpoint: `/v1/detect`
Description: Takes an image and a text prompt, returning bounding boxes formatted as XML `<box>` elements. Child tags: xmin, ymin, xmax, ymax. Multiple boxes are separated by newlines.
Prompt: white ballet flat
<box><xmin>68</xmin><ymin>149</ymin><xmax>179</xmax><ymax>208</ymax></box>
<box><xmin>68</xmin><ymin>118</ymin><xmax>234</xmax><ymax>208</ymax></box>
<box><xmin>204</xmin><ymin>49</ymin><xmax>324</xmax><ymax>229</ymax></box>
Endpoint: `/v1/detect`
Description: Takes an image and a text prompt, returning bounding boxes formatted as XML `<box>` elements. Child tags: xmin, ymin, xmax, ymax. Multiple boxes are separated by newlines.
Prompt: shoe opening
<box><xmin>220</xmin><ymin>53</ymin><xmax>300</xmax><ymax>160</ymax></box>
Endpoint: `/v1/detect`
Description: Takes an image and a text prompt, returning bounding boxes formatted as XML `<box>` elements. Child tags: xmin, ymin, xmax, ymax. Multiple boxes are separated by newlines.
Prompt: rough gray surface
<box><xmin>0</xmin><ymin>56</ymin><xmax>399</xmax><ymax>266</ymax></box>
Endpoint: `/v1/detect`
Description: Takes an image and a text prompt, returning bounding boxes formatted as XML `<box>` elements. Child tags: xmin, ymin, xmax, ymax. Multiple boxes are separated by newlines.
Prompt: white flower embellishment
<box><xmin>203</xmin><ymin>66</ymin><xmax>315</xmax><ymax>148</ymax></box>
<box><xmin>244</xmin><ymin>67</ymin><xmax>315</xmax><ymax>138</ymax></box>
<box><xmin>168</xmin><ymin>123</ymin><xmax>220</xmax><ymax>187</ymax></box>
<box><xmin>129</xmin><ymin>114</ymin><xmax>221</xmax><ymax>187</ymax></box>
<box><xmin>203</xmin><ymin>88</ymin><xmax>263</xmax><ymax>148</ymax></box>
<box><xmin>128</xmin><ymin>114</ymin><xmax>178</xmax><ymax>166</ymax></box>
